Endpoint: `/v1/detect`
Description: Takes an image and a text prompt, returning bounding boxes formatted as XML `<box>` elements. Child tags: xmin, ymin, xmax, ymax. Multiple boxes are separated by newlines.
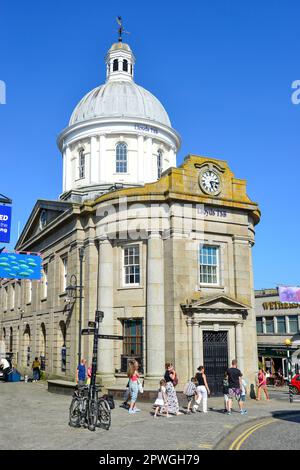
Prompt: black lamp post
<box><xmin>65</xmin><ymin>247</ymin><xmax>85</xmax><ymax>367</ymax></box>
<box><xmin>285</xmin><ymin>338</ymin><xmax>293</xmax><ymax>403</ymax></box>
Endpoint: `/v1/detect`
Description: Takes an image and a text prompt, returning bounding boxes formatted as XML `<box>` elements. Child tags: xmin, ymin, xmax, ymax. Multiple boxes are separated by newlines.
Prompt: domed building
<box><xmin>0</xmin><ymin>35</ymin><xmax>261</xmax><ymax>394</ymax></box>
<box><xmin>58</xmin><ymin>41</ymin><xmax>180</xmax><ymax>201</ymax></box>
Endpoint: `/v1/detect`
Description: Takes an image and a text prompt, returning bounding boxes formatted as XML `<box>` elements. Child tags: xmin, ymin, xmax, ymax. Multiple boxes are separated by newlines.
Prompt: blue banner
<box><xmin>0</xmin><ymin>205</ymin><xmax>11</xmax><ymax>243</ymax></box>
<box><xmin>0</xmin><ymin>252</ymin><xmax>42</xmax><ymax>280</ymax></box>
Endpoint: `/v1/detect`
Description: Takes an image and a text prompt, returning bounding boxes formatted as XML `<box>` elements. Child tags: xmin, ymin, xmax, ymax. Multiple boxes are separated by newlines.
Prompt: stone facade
<box><xmin>255</xmin><ymin>288</ymin><xmax>300</xmax><ymax>375</ymax></box>
<box><xmin>0</xmin><ymin>155</ymin><xmax>260</xmax><ymax>392</ymax></box>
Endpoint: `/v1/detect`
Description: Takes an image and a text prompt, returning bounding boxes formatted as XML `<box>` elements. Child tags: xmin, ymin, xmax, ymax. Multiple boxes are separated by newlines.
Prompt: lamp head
<box><xmin>285</xmin><ymin>338</ymin><xmax>292</xmax><ymax>347</ymax></box>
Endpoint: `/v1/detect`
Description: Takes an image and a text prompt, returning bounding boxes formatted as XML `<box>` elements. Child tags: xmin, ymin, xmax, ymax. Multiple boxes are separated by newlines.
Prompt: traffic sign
<box><xmin>98</xmin><ymin>334</ymin><xmax>124</xmax><ymax>340</ymax></box>
<box><xmin>81</xmin><ymin>328</ymin><xmax>97</xmax><ymax>336</ymax></box>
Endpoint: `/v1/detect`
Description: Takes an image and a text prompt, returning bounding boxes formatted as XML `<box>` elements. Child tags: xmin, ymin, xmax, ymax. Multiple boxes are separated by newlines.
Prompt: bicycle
<box><xmin>69</xmin><ymin>385</ymin><xmax>98</xmax><ymax>431</ymax></box>
<box><xmin>95</xmin><ymin>385</ymin><xmax>111</xmax><ymax>430</ymax></box>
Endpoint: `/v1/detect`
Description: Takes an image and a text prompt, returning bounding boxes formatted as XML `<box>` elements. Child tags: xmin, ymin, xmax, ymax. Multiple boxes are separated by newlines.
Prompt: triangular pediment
<box><xmin>15</xmin><ymin>199</ymin><xmax>73</xmax><ymax>250</ymax></box>
<box><xmin>181</xmin><ymin>294</ymin><xmax>250</xmax><ymax>314</ymax></box>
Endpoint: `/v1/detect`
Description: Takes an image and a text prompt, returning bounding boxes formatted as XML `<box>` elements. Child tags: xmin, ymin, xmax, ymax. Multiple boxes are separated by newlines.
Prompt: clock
<box><xmin>199</xmin><ymin>170</ymin><xmax>221</xmax><ymax>195</ymax></box>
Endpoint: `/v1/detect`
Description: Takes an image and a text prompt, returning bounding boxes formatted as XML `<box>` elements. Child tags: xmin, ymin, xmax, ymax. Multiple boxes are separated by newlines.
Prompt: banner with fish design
<box><xmin>0</xmin><ymin>252</ymin><xmax>42</xmax><ymax>279</ymax></box>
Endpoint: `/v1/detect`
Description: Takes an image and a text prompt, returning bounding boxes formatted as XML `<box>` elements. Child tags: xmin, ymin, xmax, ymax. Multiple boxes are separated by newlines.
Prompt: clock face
<box><xmin>200</xmin><ymin>170</ymin><xmax>221</xmax><ymax>195</ymax></box>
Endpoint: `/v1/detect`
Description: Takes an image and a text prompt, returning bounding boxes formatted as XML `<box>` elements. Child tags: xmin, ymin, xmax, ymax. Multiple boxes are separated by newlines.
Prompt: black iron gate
<box><xmin>203</xmin><ymin>331</ymin><xmax>228</xmax><ymax>396</ymax></box>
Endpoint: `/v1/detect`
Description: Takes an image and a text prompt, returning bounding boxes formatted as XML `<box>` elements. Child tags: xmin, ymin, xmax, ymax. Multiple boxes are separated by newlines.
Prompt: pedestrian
<box><xmin>32</xmin><ymin>357</ymin><xmax>41</xmax><ymax>382</ymax></box>
<box><xmin>222</xmin><ymin>371</ymin><xmax>229</xmax><ymax>413</ymax></box>
<box><xmin>164</xmin><ymin>363</ymin><xmax>182</xmax><ymax>415</ymax></box>
<box><xmin>76</xmin><ymin>358</ymin><xmax>86</xmax><ymax>386</ymax></box>
<box><xmin>256</xmin><ymin>368</ymin><xmax>270</xmax><ymax>401</ymax></box>
<box><xmin>127</xmin><ymin>359</ymin><xmax>141</xmax><ymax>414</ymax></box>
<box><xmin>86</xmin><ymin>364</ymin><xmax>92</xmax><ymax>385</ymax></box>
<box><xmin>153</xmin><ymin>379</ymin><xmax>169</xmax><ymax>418</ymax></box>
<box><xmin>238</xmin><ymin>374</ymin><xmax>248</xmax><ymax>414</ymax></box>
<box><xmin>226</xmin><ymin>359</ymin><xmax>244</xmax><ymax>415</ymax></box>
<box><xmin>0</xmin><ymin>356</ymin><xmax>11</xmax><ymax>382</ymax></box>
<box><xmin>195</xmin><ymin>366</ymin><xmax>210</xmax><ymax>413</ymax></box>
<box><xmin>183</xmin><ymin>376</ymin><xmax>198</xmax><ymax>414</ymax></box>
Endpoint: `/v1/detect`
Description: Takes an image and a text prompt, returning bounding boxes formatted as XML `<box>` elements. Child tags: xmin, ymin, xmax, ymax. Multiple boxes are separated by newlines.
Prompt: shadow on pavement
<box><xmin>272</xmin><ymin>410</ymin><xmax>300</xmax><ymax>424</ymax></box>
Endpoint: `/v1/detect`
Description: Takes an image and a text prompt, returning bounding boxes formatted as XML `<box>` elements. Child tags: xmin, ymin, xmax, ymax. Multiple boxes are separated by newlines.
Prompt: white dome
<box><xmin>69</xmin><ymin>81</ymin><xmax>171</xmax><ymax>127</ymax></box>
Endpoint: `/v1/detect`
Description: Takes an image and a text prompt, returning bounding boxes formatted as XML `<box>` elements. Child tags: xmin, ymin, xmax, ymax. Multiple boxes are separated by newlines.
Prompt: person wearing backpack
<box><xmin>183</xmin><ymin>377</ymin><xmax>199</xmax><ymax>414</ymax></box>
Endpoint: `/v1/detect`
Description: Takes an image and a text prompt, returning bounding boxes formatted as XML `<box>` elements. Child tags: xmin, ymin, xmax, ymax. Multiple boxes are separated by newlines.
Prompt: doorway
<box><xmin>203</xmin><ymin>330</ymin><xmax>228</xmax><ymax>396</ymax></box>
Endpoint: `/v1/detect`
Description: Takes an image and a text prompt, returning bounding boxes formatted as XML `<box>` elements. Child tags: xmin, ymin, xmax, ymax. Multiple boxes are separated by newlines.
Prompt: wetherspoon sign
<box><xmin>0</xmin><ymin>204</ymin><xmax>11</xmax><ymax>243</ymax></box>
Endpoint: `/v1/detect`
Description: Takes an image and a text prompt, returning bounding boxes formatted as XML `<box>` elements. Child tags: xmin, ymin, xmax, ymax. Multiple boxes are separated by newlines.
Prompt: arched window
<box><xmin>123</xmin><ymin>59</ymin><xmax>128</xmax><ymax>72</ymax></box>
<box><xmin>157</xmin><ymin>149</ymin><xmax>163</xmax><ymax>179</ymax></box>
<box><xmin>113</xmin><ymin>59</ymin><xmax>119</xmax><ymax>71</ymax></box>
<box><xmin>78</xmin><ymin>149</ymin><xmax>85</xmax><ymax>179</ymax></box>
<box><xmin>116</xmin><ymin>142</ymin><xmax>127</xmax><ymax>173</ymax></box>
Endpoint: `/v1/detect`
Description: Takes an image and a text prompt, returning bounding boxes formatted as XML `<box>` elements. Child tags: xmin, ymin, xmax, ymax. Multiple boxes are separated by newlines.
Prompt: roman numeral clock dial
<box><xmin>199</xmin><ymin>170</ymin><xmax>221</xmax><ymax>195</ymax></box>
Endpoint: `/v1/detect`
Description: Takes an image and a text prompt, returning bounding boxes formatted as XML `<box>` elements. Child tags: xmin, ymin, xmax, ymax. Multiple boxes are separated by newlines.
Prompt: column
<box><xmin>62</xmin><ymin>149</ymin><xmax>67</xmax><ymax>192</ymax></box>
<box><xmin>97</xmin><ymin>238</ymin><xmax>114</xmax><ymax>381</ymax></box>
<box><xmin>146</xmin><ymin>233</ymin><xmax>165</xmax><ymax>381</ymax></box>
<box><xmin>137</xmin><ymin>135</ymin><xmax>144</xmax><ymax>183</ymax></box>
<box><xmin>90</xmin><ymin>136</ymin><xmax>98</xmax><ymax>184</ymax></box>
<box><xmin>99</xmin><ymin>134</ymin><xmax>106</xmax><ymax>183</ymax></box>
<box><xmin>235</xmin><ymin>322</ymin><xmax>244</xmax><ymax>373</ymax></box>
<box><xmin>65</xmin><ymin>146</ymin><xmax>73</xmax><ymax>191</ymax></box>
<box><xmin>192</xmin><ymin>321</ymin><xmax>200</xmax><ymax>373</ymax></box>
<box><xmin>187</xmin><ymin>319</ymin><xmax>193</xmax><ymax>378</ymax></box>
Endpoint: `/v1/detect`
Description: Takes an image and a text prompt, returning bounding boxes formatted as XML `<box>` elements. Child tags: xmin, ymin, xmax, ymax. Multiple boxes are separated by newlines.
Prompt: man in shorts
<box><xmin>227</xmin><ymin>359</ymin><xmax>246</xmax><ymax>415</ymax></box>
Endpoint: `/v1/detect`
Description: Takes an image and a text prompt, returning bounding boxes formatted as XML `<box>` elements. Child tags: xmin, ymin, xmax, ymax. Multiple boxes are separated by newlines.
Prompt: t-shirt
<box><xmin>164</xmin><ymin>370</ymin><xmax>176</xmax><ymax>384</ymax></box>
<box><xmin>32</xmin><ymin>360</ymin><xmax>40</xmax><ymax>369</ymax></box>
<box><xmin>0</xmin><ymin>358</ymin><xmax>10</xmax><ymax>370</ymax></box>
<box><xmin>227</xmin><ymin>367</ymin><xmax>242</xmax><ymax>389</ymax></box>
<box><xmin>77</xmin><ymin>364</ymin><xmax>86</xmax><ymax>381</ymax></box>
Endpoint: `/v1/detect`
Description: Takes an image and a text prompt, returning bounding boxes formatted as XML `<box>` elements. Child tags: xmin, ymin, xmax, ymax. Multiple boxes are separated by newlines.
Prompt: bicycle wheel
<box><xmin>87</xmin><ymin>397</ymin><xmax>98</xmax><ymax>431</ymax></box>
<box><xmin>98</xmin><ymin>398</ymin><xmax>111</xmax><ymax>430</ymax></box>
<box><xmin>69</xmin><ymin>398</ymin><xmax>80</xmax><ymax>427</ymax></box>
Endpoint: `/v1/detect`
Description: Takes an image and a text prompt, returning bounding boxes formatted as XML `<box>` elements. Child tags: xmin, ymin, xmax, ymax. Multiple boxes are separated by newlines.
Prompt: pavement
<box><xmin>0</xmin><ymin>381</ymin><xmax>300</xmax><ymax>450</ymax></box>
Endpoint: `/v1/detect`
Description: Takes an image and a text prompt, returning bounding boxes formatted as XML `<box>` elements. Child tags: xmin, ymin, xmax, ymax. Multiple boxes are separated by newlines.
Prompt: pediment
<box><xmin>181</xmin><ymin>294</ymin><xmax>250</xmax><ymax>314</ymax></box>
<box><xmin>16</xmin><ymin>199</ymin><xmax>73</xmax><ymax>249</ymax></box>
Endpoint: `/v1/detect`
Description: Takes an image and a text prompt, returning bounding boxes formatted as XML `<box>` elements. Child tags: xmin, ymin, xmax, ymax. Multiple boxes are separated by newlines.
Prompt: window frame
<box><xmin>256</xmin><ymin>317</ymin><xmax>264</xmax><ymax>334</ymax></box>
<box><xmin>157</xmin><ymin>149</ymin><xmax>163</xmax><ymax>179</ymax></box>
<box><xmin>122</xmin><ymin>319</ymin><xmax>143</xmax><ymax>357</ymax></box>
<box><xmin>122</xmin><ymin>245</ymin><xmax>141</xmax><ymax>287</ymax></box>
<box><xmin>78</xmin><ymin>149</ymin><xmax>85</xmax><ymax>179</ymax></box>
<box><xmin>265</xmin><ymin>316</ymin><xmax>275</xmax><ymax>334</ymax></box>
<box><xmin>199</xmin><ymin>244</ymin><xmax>220</xmax><ymax>286</ymax></box>
<box><xmin>116</xmin><ymin>142</ymin><xmax>128</xmax><ymax>173</ymax></box>
<box><xmin>61</xmin><ymin>257</ymin><xmax>68</xmax><ymax>292</ymax></box>
<box><xmin>288</xmin><ymin>315</ymin><xmax>299</xmax><ymax>334</ymax></box>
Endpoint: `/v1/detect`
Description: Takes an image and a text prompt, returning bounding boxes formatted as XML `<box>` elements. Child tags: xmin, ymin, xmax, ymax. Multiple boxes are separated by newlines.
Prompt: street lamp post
<box><xmin>65</xmin><ymin>246</ymin><xmax>85</xmax><ymax>368</ymax></box>
<box><xmin>285</xmin><ymin>338</ymin><xmax>293</xmax><ymax>403</ymax></box>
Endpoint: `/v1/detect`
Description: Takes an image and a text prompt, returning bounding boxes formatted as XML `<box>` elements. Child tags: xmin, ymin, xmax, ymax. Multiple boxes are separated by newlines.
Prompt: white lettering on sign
<box><xmin>0</xmin><ymin>215</ymin><xmax>8</xmax><ymax>221</ymax></box>
<box><xmin>134</xmin><ymin>124</ymin><xmax>158</xmax><ymax>134</ymax></box>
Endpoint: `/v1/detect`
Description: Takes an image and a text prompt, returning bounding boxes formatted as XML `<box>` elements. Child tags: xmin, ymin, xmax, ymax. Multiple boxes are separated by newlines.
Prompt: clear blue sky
<box><xmin>1</xmin><ymin>0</ymin><xmax>299</xmax><ymax>289</ymax></box>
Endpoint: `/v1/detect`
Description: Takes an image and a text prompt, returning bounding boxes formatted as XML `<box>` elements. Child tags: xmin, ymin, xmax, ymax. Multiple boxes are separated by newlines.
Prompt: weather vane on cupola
<box><xmin>116</xmin><ymin>16</ymin><xmax>130</xmax><ymax>42</ymax></box>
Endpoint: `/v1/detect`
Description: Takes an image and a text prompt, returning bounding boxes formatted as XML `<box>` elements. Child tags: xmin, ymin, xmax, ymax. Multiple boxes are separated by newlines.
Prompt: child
<box><xmin>153</xmin><ymin>379</ymin><xmax>169</xmax><ymax>418</ymax></box>
<box><xmin>239</xmin><ymin>375</ymin><xmax>248</xmax><ymax>414</ymax></box>
<box><xmin>183</xmin><ymin>377</ymin><xmax>198</xmax><ymax>414</ymax></box>
<box><xmin>222</xmin><ymin>371</ymin><xmax>229</xmax><ymax>413</ymax></box>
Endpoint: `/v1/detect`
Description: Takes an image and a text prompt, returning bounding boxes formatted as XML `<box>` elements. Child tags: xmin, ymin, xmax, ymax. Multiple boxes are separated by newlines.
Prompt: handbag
<box><xmin>137</xmin><ymin>379</ymin><xmax>144</xmax><ymax>394</ymax></box>
<box><xmin>173</xmin><ymin>374</ymin><xmax>178</xmax><ymax>387</ymax></box>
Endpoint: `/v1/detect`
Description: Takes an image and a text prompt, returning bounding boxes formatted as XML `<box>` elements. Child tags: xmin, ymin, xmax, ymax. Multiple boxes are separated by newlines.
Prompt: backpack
<box><xmin>102</xmin><ymin>393</ymin><xmax>115</xmax><ymax>410</ymax></box>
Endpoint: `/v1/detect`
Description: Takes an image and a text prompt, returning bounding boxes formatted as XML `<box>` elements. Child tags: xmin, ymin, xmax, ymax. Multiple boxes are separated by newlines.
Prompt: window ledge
<box><xmin>41</xmin><ymin>297</ymin><xmax>47</xmax><ymax>303</ymax></box>
<box><xmin>198</xmin><ymin>285</ymin><xmax>224</xmax><ymax>290</ymax></box>
<box><xmin>59</xmin><ymin>292</ymin><xmax>67</xmax><ymax>298</ymax></box>
<box><xmin>117</xmin><ymin>285</ymin><xmax>143</xmax><ymax>291</ymax></box>
<box><xmin>26</xmin><ymin>302</ymin><xmax>31</xmax><ymax>306</ymax></box>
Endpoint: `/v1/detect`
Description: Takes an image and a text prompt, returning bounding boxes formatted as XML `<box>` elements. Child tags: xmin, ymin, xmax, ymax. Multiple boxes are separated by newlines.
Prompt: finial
<box><xmin>116</xmin><ymin>16</ymin><xmax>130</xmax><ymax>42</ymax></box>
